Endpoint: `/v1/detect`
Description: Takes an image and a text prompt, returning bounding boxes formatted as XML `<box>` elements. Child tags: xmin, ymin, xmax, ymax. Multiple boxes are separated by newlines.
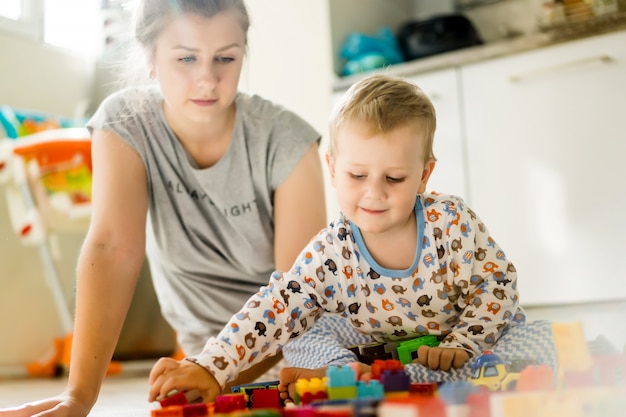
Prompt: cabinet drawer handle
<box><xmin>509</xmin><ymin>54</ymin><xmax>614</xmax><ymax>83</ymax></box>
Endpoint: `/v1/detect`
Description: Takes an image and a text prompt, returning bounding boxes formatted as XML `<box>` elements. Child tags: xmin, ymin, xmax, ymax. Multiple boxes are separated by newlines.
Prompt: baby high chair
<box><xmin>0</xmin><ymin>128</ymin><xmax>122</xmax><ymax>377</ymax></box>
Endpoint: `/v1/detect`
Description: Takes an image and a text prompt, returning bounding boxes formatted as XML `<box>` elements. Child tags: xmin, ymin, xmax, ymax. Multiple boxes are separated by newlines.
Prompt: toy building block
<box><xmin>356</xmin><ymin>380</ymin><xmax>384</xmax><ymax>400</ymax></box>
<box><xmin>179</xmin><ymin>404</ymin><xmax>209</xmax><ymax>417</ymax></box>
<box><xmin>158</xmin><ymin>391</ymin><xmax>187</xmax><ymax>408</ymax></box>
<box><xmin>415</xmin><ymin>397</ymin><xmax>447</xmax><ymax>417</ymax></box>
<box><xmin>380</xmin><ymin>369</ymin><xmax>411</xmax><ymax>394</ymax></box>
<box><xmin>306</xmin><ymin>399</ymin><xmax>355</xmax><ymax>416</ymax></box>
<box><xmin>409</xmin><ymin>382</ymin><xmax>439</xmax><ymax>397</ymax></box>
<box><xmin>315</xmin><ymin>397</ymin><xmax>382</xmax><ymax>416</ymax></box>
<box><xmin>351</xmin><ymin>398</ymin><xmax>381</xmax><ymax>417</ymax></box>
<box><xmin>396</xmin><ymin>335</ymin><xmax>440</xmax><ymax>365</ymax></box>
<box><xmin>551</xmin><ymin>321</ymin><xmax>593</xmax><ymax>385</ymax></box>
<box><xmin>516</xmin><ymin>364</ymin><xmax>555</xmax><ymax>392</ymax></box>
<box><xmin>348</xmin><ymin>341</ymin><xmax>397</xmax><ymax>365</ymax></box>
<box><xmin>282</xmin><ymin>404</ymin><xmax>316</xmax><ymax>417</ymax></box>
<box><xmin>152</xmin><ymin>407</ymin><xmax>183</xmax><ymax>417</ymax></box>
<box><xmin>151</xmin><ymin>403</ymin><xmax>209</xmax><ymax>417</ymax></box>
<box><xmin>231</xmin><ymin>379</ymin><xmax>281</xmax><ymax>393</ymax></box>
<box><xmin>370</xmin><ymin>359</ymin><xmax>404</xmax><ymax>380</ymax></box>
<box><xmin>298</xmin><ymin>391</ymin><xmax>329</xmax><ymax>406</ymax></box>
<box><xmin>295</xmin><ymin>377</ymin><xmax>328</xmax><ymax>405</ymax></box>
<box><xmin>251</xmin><ymin>388</ymin><xmax>282</xmax><ymax>409</ymax></box>
<box><xmin>563</xmin><ymin>353</ymin><xmax>626</xmax><ymax>389</ymax></box>
<box><xmin>231</xmin><ymin>379</ymin><xmax>280</xmax><ymax>408</ymax></box>
<box><xmin>465</xmin><ymin>390</ymin><xmax>491</xmax><ymax>417</ymax></box>
<box><xmin>245</xmin><ymin>410</ymin><xmax>282</xmax><ymax>417</ymax></box>
<box><xmin>367</xmin><ymin>360</ymin><xmax>411</xmax><ymax>395</ymax></box>
<box><xmin>436</xmin><ymin>381</ymin><xmax>476</xmax><ymax>405</ymax></box>
<box><xmin>327</xmin><ymin>385</ymin><xmax>358</xmax><ymax>401</ymax></box>
<box><xmin>378</xmin><ymin>397</ymin><xmax>446</xmax><ymax>417</ymax></box>
<box><xmin>159</xmin><ymin>389</ymin><xmax>203</xmax><ymax>408</ymax></box>
<box><xmin>327</xmin><ymin>365</ymin><xmax>357</xmax><ymax>387</ymax></box>
<box><xmin>214</xmin><ymin>393</ymin><xmax>247</xmax><ymax>413</ymax></box>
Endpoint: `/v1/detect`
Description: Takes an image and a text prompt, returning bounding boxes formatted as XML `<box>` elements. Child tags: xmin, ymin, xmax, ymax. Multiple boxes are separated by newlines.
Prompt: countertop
<box><xmin>332</xmin><ymin>12</ymin><xmax>626</xmax><ymax>91</ymax></box>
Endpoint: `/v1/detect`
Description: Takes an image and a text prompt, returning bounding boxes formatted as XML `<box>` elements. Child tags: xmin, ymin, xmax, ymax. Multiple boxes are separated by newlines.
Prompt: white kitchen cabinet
<box><xmin>460</xmin><ymin>30</ymin><xmax>626</xmax><ymax>305</ymax></box>
<box><xmin>406</xmin><ymin>68</ymin><xmax>468</xmax><ymax>200</ymax></box>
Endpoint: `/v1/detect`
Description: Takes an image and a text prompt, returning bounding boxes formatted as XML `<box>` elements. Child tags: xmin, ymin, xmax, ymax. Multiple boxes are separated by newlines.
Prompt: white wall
<box><xmin>240</xmin><ymin>1</ymin><xmax>339</xmax><ymax>219</ymax></box>
<box><xmin>0</xmin><ymin>33</ymin><xmax>94</xmax><ymax>118</ymax></box>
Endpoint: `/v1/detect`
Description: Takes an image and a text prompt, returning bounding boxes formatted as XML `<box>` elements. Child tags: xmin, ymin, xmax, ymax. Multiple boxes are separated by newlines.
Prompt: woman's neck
<box><xmin>165</xmin><ymin>104</ymin><xmax>236</xmax><ymax>169</ymax></box>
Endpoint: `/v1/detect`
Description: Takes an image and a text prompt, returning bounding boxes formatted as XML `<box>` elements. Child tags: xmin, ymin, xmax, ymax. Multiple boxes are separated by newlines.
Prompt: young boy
<box><xmin>148</xmin><ymin>74</ymin><xmax>526</xmax><ymax>403</ymax></box>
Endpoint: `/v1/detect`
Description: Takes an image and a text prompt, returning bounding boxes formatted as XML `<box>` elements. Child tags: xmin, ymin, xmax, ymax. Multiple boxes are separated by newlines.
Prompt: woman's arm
<box><xmin>273</xmin><ymin>142</ymin><xmax>327</xmax><ymax>271</ymax></box>
<box><xmin>65</xmin><ymin>128</ymin><xmax>150</xmax><ymax>406</ymax></box>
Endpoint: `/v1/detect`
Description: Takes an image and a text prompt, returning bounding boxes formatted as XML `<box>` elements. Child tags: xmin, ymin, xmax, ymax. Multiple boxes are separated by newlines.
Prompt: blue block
<box><xmin>327</xmin><ymin>365</ymin><xmax>356</xmax><ymax>387</ymax></box>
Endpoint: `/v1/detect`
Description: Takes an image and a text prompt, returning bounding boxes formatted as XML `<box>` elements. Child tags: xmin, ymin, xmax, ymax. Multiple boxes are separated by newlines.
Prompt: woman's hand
<box><xmin>148</xmin><ymin>357</ymin><xmax>221</xmax><ymax>404</ymax></box>
<box><xmin>415</xmin><ymin>346</ymin><xmax>470</xmax><ymax>371</ymax></box>
<box><xmin>0</xmin><ymin>392</ymin><xmax>92</xmax><ymax>417</ymax></box>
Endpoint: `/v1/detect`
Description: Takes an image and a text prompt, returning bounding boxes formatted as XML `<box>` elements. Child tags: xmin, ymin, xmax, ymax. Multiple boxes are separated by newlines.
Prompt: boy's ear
<box><xmin>325</xmin><ymin>153</ymin><xmax>337</xmax><ymax>186</ymax></box>
<box><xmin>418</xmin><ymin>160</ymin><xmax>436</xmax><ymax>194</ymax></box>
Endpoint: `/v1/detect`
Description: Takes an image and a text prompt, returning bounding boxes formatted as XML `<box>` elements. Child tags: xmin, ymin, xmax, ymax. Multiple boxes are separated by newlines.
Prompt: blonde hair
<box><xmin>133</xmin><ymin>0</ymin><xmax>250</xmax><ymax>64</ymax></box>
<box><xmin>104</xmin><ymin>0</ymin><xmax>250</xmax><ymax>113</ymax></box>
<box><xmin>328</xmin><ymin>74</ymin><xmax>437</xmax><ymax>163</ymax></box>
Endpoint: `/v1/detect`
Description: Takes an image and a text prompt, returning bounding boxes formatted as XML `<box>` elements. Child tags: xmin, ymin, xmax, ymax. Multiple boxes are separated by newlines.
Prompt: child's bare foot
<box><xmin>278</xmin><ymin>367</ymin><xmax>327</xmax><ymax>404</ymax></box>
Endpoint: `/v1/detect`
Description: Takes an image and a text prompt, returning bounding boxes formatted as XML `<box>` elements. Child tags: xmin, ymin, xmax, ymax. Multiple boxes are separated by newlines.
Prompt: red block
<box><xmin>251</xmin><ymin>388</ymin><xmax>281</xmax><ymax>409</ymax></box>
<box><xmin>371</xmin><ymin>359</ymin><xmax>404</xmax><ymax>380</ymax></box>
<box><xmin>299</xmin><ymin>390</ymin><xmax>328</xmax><ymax>405</ymax></box>
<box><xmin>409</xmin><ymin>382</ymin><xmax>438</xmax><ymax>397</ymax></box>
<box><xmin>159</xmin><ymin>392</ymin><xmax>188</xmax><ymax>408</ymax></box>
<box><xmin>181</xmin><ymin>403</ymin><xmax>208</xmax><ymax>417</ymax></box>
<box><xmin>151</xmin><ymin>403</ymin><xmax>208</xmax><ymax>417</ymax></box>
<box><xmin>214</xmin><ymin>393</ymin><xmax>247</xmax><ymax>413</ymax></box>
<box><xmin>152</xmin><ymin>406</ymin><xmax>183</xmax><ymax>417</ymax></box>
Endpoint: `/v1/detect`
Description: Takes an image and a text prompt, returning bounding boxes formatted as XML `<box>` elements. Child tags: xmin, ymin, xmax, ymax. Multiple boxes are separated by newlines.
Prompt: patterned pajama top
<box><xmin>188</xmin><ymin>192</ymin><xmax>525</xmax><ymax>388</ymax></box>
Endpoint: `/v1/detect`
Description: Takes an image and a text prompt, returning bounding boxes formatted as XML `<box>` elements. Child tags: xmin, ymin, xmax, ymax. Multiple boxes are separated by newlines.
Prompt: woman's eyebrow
<box><xmin>171</xmin><ymin>43</ymin><xmax>242</xmax><ymax>52</ymax></box>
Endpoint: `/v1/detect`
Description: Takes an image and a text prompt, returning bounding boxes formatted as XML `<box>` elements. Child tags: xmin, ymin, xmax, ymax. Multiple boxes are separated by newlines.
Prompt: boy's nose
<box><xmin>364</xmin><ymin>179</ymin><xmax>386</xmax><ymax>199</ymax></box>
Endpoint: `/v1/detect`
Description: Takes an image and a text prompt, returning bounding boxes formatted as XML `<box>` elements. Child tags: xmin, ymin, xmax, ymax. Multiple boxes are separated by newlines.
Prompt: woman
<box><xmin>2</xmin><ymin>0</ymin><xmax>326</xmax><ymax>415</ymax></box>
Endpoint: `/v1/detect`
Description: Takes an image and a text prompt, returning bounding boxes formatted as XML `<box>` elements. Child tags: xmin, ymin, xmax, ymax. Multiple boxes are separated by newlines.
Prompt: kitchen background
<box><xmin>1</xmin><ymin>0</ymin><xmax>625</xmax><ymax>376</ymax></box>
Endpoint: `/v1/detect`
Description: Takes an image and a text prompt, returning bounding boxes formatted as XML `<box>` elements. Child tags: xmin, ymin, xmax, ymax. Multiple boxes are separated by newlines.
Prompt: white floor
<box><xmin>0</xmin><ymin>373</ymin><xmax>153</xmax><ymax>417</ymax></box>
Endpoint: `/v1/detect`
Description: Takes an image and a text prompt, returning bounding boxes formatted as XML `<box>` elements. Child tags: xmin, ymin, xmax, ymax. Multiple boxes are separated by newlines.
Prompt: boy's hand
<box><xmin>148</xmin><ymin>357</ymin><xmax>221</xmax><ymax>403</ymax></box>
<box><xmin>414</xmin><ymin>346</ymin><xmax>470</xmax><ymax>371</ymax></box>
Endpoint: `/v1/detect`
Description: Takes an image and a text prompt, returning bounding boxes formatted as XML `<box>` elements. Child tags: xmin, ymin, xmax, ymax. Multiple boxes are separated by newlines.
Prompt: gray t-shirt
<box><xmin>87</xmin><ymin>86</ymin><xmax>320</xmax><ymax>354</ymax></box>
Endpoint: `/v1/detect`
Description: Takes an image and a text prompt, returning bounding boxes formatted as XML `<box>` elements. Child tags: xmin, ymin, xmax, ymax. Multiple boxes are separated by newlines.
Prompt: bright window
<box><xmin>0</xmin><ymin>0</ymin><xmax>43</xmax><ymax>40</ymax></box>
<box><xmin>0</xmin><ymin>0</ymin><xmax>102</xmax><ymax>56</ymax></box>
<box><xmin>44</xmin><ymin>0</ymin><xmax>102</xmax><ymax>56</ymax></box>
<box><xmin>0</xmin><ymin>1</ymin><xmax>22</xmax><ymax>20</ymax></box>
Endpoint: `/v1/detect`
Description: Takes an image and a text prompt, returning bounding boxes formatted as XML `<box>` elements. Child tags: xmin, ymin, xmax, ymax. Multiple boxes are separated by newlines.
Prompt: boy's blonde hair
<box><xmin>328</xmin><ymin>74</ymin><xmax>437</xmax><ymax>163</ymax></box>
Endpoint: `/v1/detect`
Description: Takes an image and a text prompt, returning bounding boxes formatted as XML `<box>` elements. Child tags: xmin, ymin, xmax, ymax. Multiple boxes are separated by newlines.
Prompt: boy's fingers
<box><xmin>149</xmin><ymin>357</ymin><xmax>180</xmax><ymax>384</ymax></box>
<box><xmin>438</xmin><ymin>349</ymin><xmax>454</xmax><ymax>371</ymax></box>
<box><xmin>417</xmin><ymin>345</ymin><xmax>441</xmax><ymax>370</ymax></box>
<box><xmin>416</xmin><ymin>345</ymin><xmax>430</xmax><ymax>367</ymax></box>
<box><xmin>453</xmin><ymin>350</ymin><xmax>471</xmax><ymax>368</ymax></box>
